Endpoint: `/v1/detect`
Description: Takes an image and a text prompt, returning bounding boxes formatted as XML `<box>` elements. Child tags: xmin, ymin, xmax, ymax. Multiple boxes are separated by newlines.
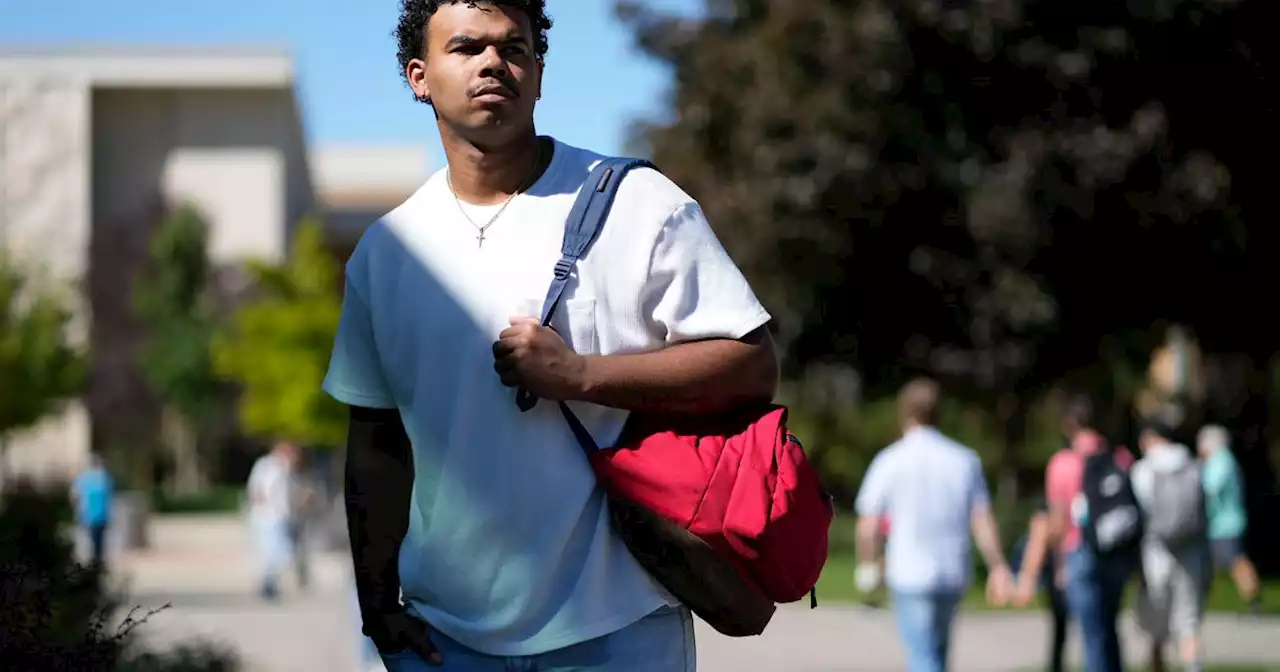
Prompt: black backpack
<box><xmin>1078</xmin><ymin>450</ymin><xmax>1144</xmax><ymax>558</ymax></box>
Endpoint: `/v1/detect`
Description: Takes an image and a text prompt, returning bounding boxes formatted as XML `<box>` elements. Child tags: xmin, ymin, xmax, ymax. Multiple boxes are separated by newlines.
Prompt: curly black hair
<box><xmin>395</xmin><ymin>0</ymin><xmax>553</xmax><ymax>104</ymax></box>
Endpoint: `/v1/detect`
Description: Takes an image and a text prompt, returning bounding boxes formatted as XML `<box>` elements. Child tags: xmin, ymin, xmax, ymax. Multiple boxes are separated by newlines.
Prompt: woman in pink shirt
<box><xmin>1045</xmin><ymin>399</ymin><xmax>1136</xmax><ymax>672</ymax></box>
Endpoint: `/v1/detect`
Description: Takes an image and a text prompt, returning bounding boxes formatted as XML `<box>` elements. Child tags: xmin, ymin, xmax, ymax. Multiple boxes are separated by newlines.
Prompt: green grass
<box><xmin>816</xmin><ymin>551</ymin><xmax>1280</xmax><ymax>614</ymax></box>
<box><xmin>150</xmin><ymin>486</ymin><xmax>245</xmax><ymax>514</ymax></box>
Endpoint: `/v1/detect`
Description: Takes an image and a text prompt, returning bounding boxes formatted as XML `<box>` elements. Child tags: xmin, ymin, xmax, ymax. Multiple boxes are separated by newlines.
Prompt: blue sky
<box><xmin>0</xmin><ymin>0</ymin><xmax>698</xmax><ymax>166</ymax></box>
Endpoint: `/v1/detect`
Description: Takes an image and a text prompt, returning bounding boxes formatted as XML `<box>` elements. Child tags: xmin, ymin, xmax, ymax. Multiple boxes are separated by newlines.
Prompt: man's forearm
<box><xmin>345</xmin><ymin>405</ymin><xmax>414</xmax><ymax>618</ymax></box>
<box><xmin>971</xmin><ymin>507</ymin><xmax>1009</xmax><ymax>571</ymax></box>
<box><xmin>855</xmin><ymin>516</ymin><xmax>882</xmax><ymax>564</ymax></box>
<box><xmin>573</xmin><ymin>326</ymin><xmax>778</xmax><ymax>414</ymax></box>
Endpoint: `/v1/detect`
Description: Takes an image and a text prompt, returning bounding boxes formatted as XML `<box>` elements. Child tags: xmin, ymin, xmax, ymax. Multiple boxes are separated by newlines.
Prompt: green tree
<box><xmin>0</xmin><ymin>256</ymin><xmax>85</xmax><ymax>485</ymax></box>
<box><xmin>212</xmin><ymin>219</ymin><xmax>346</xmax><ymax>451</ymax></box>
<box><xmin>134</xmin><ymin>204</ymin><xmax>223</xmax><ymax>494</ymax></box>
<box><xmin>618</xmin><ymin>0</ymin><xmax>1271</xmax><ymax>503</ymax></box>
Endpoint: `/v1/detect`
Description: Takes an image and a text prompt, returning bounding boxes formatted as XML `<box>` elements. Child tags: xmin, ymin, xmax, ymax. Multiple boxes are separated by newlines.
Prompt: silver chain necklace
<box><xmin>446</xmin><ymin>143</ymin><xmax>543</xmax><ymax>248</ymax></box>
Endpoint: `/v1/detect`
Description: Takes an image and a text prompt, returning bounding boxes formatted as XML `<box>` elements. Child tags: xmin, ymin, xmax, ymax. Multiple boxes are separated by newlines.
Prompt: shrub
<box><xmin>0</xmin><ymin>478</ymin><xmax>241</xmax><ymax>671</ymax></box>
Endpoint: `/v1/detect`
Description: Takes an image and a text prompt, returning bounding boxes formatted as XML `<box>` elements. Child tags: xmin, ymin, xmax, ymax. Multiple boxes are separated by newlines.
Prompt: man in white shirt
<box><xmin>854</xmin><ymin>378</ymin><xmax>1011</xmax><ymax>672</ymax></box>
<box><xmin>323</xmin><ymin>2</ymin><xmax>778</xmax><ymax>670</ymax></box>
<box><xmin>246</xmin><ymin>440</ymin><xmax>300</xmax><ymax>601</ymax></box>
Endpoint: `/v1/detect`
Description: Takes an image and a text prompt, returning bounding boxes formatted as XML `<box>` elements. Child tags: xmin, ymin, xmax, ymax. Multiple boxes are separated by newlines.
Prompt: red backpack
<box><xmin>515</xmin><ymin>158</ymin><xmax>834</xmax><ymax>635</ymax></box>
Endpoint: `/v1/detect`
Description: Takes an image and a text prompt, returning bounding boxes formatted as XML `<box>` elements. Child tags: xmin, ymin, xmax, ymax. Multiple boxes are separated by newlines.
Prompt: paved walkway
<box><xmin>110</xmin><ymin>515</ymin><xmax>1280</xmax><ymax>672</ymax></box>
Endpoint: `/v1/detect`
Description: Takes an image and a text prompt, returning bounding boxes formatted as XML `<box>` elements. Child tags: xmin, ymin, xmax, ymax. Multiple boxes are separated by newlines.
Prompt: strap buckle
<box><xmin>553</xmin><ymin>258</ymin><xmax>574</xmax><ymax>279</ymax></box>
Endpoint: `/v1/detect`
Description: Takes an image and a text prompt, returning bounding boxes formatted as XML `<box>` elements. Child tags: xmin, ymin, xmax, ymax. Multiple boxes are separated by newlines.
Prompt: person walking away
<box><xmin>854</xmin><ymin>378</ymin><xmax>1012</xmax><ymax>672</ymax></box>
<box><xmin>246</xmin><ymin>440</ymin><xmax>299</xmax><ymax>601</ymax></box>
<box><xmin>323</xmin><ymin>1</ymin><xmax>779</xmax><ymax>669</ymax></box>
<box><xmin>1043</xmin><ymin>395</ymin><xmax>1138</xmax><ymax>672</ymax></box>
<box><xmin>71</xmin><ymin>453</ymin><xmax>114</xmax><ymax>571</ymax></box>
<box><xmin>1196</xmin><ymin>424</ymin><xmax>1262</xmax><ymax>613</ymax></box>
<box><xmin>1131</xmin><ymin>419</ymin><xmax>1210</xmax><ymax>672</ymax></box>
<box><xmin>1013</xmin><ymin>498</ymin><xmax>1070</xmax><ymax>672</ymax></box>
<box><xmin>288</xmin><ymin>448</ymin><xmax>322</xmax><ymax>592</ymax></box>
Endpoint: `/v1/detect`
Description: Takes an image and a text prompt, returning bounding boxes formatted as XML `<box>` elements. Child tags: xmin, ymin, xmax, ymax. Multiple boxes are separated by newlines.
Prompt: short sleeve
<box><xmin>322</xmin><ymin>278</ymin><xmax>397</xmax><ymax>409</ymax></box>
<box><xmin>1045</xmin><ymin>450</ymin><xmax>1082</xmax><ymax>508</ymax></box>
<box><xmin>967</xmin><ymin>454</ymin><xmax>991</xmax><ymax>510</ymax></box>
<box><xmin>641</xmin><ymin>202</ymin><xmax>772</xmax><ymax>345</ymax></box>
<box><xmin>855</xmin><ymin>451</ymin><xmax>893</xmax><ymax>517</ymax></box>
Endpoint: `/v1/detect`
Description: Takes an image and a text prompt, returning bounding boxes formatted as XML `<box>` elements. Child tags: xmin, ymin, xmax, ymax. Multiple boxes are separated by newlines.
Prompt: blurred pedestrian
<box><xmin>71</xmin><ymin>453</ymin><xmax>114</xmax><ymax>571</ymax></box>
<box><xmin>1132</xmin><ymin>418</ymin><xmax>1210</xmax><ymax>672</ymax></box>
<box><xmin>1013</xmin><ymin>499</ymin><xmax>1070</xmax><ymax>672</ymax></box>
<box><xmin>288</xmin><ymin>448</ymin><xmax>322</xmax><ymax>592</ymax></box>
<box><xmin>1043</xmin><ymin>395</ymin><xmax>1138</xmax><ymax>672</ymax></box>
<box><xmin>246</xmin><ymin>440</ymin><xmax>300</xmax><ymax>601</ymax></box>
<box><xmin>854</xmin><ymin>378</ymin><xmax>1012</xmax><ymax>672</ymax></box>
<box><xmin>1196</xmin><ymin>424</ymin><xmax>1262</xmax><ymax>614</ymax></box>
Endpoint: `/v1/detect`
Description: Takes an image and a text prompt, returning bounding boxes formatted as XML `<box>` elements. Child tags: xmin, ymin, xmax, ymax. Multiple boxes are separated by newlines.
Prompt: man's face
<box><xmin>408</xmin><ymin>2</ymin><xmax>541</xmax><ymax>144</ymax></box>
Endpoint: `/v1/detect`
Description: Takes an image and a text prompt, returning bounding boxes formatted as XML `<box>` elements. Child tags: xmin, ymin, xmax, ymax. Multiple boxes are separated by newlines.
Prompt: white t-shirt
<box><xmin>322</xmin><ymin>137</ymin><xmax>771</xmax><ymax>656</ymax></box>
<box><xmin>855</xmin><ymin>426</ymin><xmax>990</xmax><ymax>593</ymax></box>
<box><xmin>247</xmin><ymin>453</ymin><xmax>294</xmax><ymax>524</ymax></box>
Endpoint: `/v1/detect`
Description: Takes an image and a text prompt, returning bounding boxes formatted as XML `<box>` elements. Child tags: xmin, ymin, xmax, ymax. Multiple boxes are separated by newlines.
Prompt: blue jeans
<box><xmin>890</xmin><ymin>589</ymin><xmax>963</xmax><ymax>672</ymax></box>
<box><xmin>85</xmin><ymin>521</ymin><xmax>108</xmax><ymax>568</ymax></box>
<box><xmin>250</xmin><ymin>517</ymin><xmax>293</xmax><ymax>595</ymax></box>
<box><xmin>1064</xmin><ymin>548</ymin><xmax>1133</xmax><ymax>672</ymax></box>
<box><xmin>379</xmin><ymin>605</ymin><xmax>696</xmax><ymax>671</ymax></box>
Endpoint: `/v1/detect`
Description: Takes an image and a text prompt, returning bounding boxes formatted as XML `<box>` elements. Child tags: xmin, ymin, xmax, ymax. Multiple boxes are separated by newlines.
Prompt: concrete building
<box><xmin>0</xmin><ymin>46</ymin><xmax>430</xmax><ymax>484</ymax></box>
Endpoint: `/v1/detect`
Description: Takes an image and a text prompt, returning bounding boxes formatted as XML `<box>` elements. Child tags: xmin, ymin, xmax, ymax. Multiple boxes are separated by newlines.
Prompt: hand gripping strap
<box><xmin>514</xmin><ymin>158</ymin><xmax>657</xmax><ymax>432</ymax></box>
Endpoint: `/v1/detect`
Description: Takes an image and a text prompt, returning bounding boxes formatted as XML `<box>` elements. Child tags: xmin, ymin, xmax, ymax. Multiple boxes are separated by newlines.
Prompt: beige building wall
<box><xmin>86</xmin><ymin>86</ymin><xmax>314</xmax><ymax>476</ymax></box>
<box><xmin>0</xmin><ymin>50</ymin><xmax>314</xmax><ymax>485</ymax></box>
<box><xmin>0</xmin><ymin>76</ymin><xmax>93</xmax><ymax>484</ymax></box>
<box><xmin>0</xmin><ymin>48</ymin><xmax>427</xmax><ymax>487</ymax></box>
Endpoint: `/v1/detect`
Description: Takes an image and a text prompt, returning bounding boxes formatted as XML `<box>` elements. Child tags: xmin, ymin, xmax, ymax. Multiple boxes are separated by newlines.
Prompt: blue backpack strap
<box><xmin>514</xmin><ymin>157</ymin><xmax>656</xmax><ymax>449</ymax></box>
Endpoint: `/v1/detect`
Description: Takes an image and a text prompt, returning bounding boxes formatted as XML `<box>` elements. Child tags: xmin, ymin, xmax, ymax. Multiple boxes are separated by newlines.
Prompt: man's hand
<box><xmin>364</xmin><ymin>611</ymin><xmax>442</xmax><ymax>666</ymax></box>
<box><xmin>985</xmin><ymin>564</ymin><xmax>1013</xmax><ymax>607</ymax></box>
<box><xmin>493</xmin><ymin>317</ymin><xmax>587</xmax><ymax>400</ymax></box>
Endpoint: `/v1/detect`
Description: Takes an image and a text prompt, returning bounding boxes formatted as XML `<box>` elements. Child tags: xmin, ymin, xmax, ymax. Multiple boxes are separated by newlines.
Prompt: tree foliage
<box><xmin>212</xmin><ymin>219</ymin><xmax>345</xmax><ymax>449</ymax></box>
<box><xmin>619</xmin><ymin>0</ymin><xmax>1277</xmax><ymax>522</ymax></box>
<box><xmin>620</xmin><ymin>0</ymin><xmax>1273</xmax><ymax>402</ymax></box>
<box><xmin>0</xmin><ymin>257</ymin><xmax>84</xmax><ymax>435</ymax></box>
<box><xmin>133</xmin><ymin>204</ymin><xmax>222</xmax><ymax>428</ymax></box>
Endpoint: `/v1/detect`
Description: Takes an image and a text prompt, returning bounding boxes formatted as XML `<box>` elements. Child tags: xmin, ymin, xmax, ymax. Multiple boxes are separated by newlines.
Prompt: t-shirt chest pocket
<box><xmin>547</xmin><ymin>297</ymin><xmax>600</xmax><ymax>355</ymax></box>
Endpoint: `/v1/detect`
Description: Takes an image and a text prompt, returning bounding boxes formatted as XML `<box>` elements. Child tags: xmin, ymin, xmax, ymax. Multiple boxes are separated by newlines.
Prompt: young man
<box><xmin>71</xmin><ymin>453</ymin><xmax>114</xmax><ymax>570</ymax></box>
<box><xmin>324</xmin><ymin>2</ymin><xmax>777</xmax><ymax>670</ymax></box>
<box><xmin>1197</xmin><ymin>424</ymin><xmax>1262</xmax><ymax>613</ymax></box>
<box><xmin>854</xmin><ymin>378</ymin><xmax>1011</xmax><ymax>672</ymax></box>
<box><xmin>1131</xmin><ymin>420</ymin><xmax>1210</xmax><ymax>672</ymax></box>
<box><xmin>1043</xmin><ymin>396</ymin><xmax>1136</xmax><ymax>672</ymax></box>
<box><xmin>246</xmin><ymin>440</ymin><xmax>300</xmax><ymax>601</ymax></box>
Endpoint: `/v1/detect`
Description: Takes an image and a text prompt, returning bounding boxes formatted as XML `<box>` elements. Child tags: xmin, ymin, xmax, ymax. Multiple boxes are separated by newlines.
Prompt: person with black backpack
<box><xmin>1131</xmin><ymin>418</ymin><xmax>1210</xmax><ymax>672</ymax></box>
<box><xmin>1044</xmin><ymin>396</ymin><xmax>1139</xmax><ymax>672</ymax></box>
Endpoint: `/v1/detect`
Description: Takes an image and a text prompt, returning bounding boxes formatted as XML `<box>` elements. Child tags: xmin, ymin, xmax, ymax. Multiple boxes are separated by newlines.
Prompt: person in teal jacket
<box><xmin>1196</xmin><ymin>425</ymin><xmax>1262</xmax><ymax>613</ymax></box>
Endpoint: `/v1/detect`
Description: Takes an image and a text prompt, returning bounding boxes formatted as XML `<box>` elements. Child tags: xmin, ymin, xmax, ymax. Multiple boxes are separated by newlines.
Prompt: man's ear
<box><xmin>534</xmin><ymin>58</ymin><xmax>544</xmax><ymax>100</ymax></box>
<box><xmin>406</xmin><ymin>58</ymin><xmax>430</xmax><ymax>103</ymax></box>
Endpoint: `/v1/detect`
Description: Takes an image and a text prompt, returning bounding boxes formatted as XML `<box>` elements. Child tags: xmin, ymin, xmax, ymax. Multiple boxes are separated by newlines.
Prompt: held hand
<box><xmin>1013</xmin><ymin>577</ymin><xmax>1038</xmax><ymax>608</ymax></box>
<box><xmin>985</xmin><ymin>565</ymin><xmax>1014</xmax><ymax>607</ymax></box>
<box><xmin>365</xmin><ymin>611</ymin><xmax>442</xmax><ymax>666</ymax></box>
<box><xmin>493</xmin><ymin>317</ymin><xmax>587</xmax><ymax>400</ymax></box>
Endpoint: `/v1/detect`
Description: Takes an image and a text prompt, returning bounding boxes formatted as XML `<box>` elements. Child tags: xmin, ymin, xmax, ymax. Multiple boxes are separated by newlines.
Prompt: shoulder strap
<box><xmin>514</xmin><ymin>157</ymin><xmax>657</xmax><ymax>428</ymax></box>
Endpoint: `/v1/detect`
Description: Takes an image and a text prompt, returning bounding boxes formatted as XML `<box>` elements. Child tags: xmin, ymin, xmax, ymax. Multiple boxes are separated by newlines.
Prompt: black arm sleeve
<box><xmin>345</xmin><ymin>404</ymin><xmax>413</xmax><ymax>621</ymax></box>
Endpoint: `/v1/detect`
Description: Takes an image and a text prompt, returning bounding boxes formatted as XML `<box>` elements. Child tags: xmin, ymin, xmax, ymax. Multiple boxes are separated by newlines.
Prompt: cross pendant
<box><xmin>476</xmin><ymin>230</ymin><xmax>486</xmax><ymax>248</ymax></box>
